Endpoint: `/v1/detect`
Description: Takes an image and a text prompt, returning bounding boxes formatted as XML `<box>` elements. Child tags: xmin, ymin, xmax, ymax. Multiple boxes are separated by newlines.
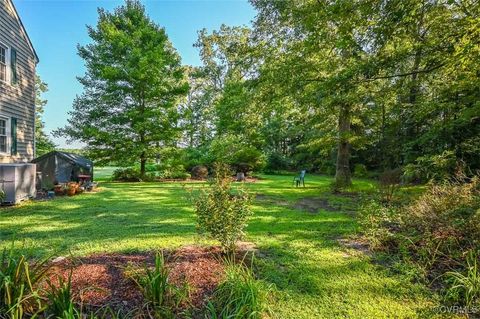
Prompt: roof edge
<box><xmin>6</xmin><ymin>0</ymin><xmax>39</xmax><ymax>64</ymax></box>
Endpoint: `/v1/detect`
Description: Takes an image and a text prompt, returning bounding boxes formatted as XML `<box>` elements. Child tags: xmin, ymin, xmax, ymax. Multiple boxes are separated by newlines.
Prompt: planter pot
<box><xmin>54</xmin><ymin>185</ymin><xmax>65</xmax><ymax>196</ymax></box>
<box><xmin>66</xmin><ymin>182</ymin><xmax>79</xmax><ymax>196</ymax></box>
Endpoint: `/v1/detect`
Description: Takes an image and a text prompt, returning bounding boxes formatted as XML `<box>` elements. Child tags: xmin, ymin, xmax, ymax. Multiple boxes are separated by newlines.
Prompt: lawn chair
<box><xmin>293</xmin><ymin>170</ymin><xmax>306</xmax><ymax>187</ymax></box>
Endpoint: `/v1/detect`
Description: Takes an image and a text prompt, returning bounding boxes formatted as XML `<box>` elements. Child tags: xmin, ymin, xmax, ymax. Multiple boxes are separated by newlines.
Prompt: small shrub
<box><xmin>157</xmin><ymin>166</ymin><xmax>190</xmax><ymax>180</ymax></box>
<box><xmin>0</xmin><ymin>247</ymin><xmax>48</xmax><ymax>317</ymax></box>
<box><xmin>209</xmin><ymin>135</ymin><xmax>266</xmax><ymax>174</ymax></box>
<box><xmin>359</xmin><ymin>174</ymin><xmax>480</xmax><ymax>306</ymax></box>
<box><xmin>445</xmin><ymin>252</ymin><xmax>480</xmax><ymax>307</ymax></box>
<box><xmin>353</xmin><ymin>164</ymin><xmax>368</xmax><ymax>178</ymax></box>
<box><xmin>130</xmin><ymin>252</ymin><xmax>188</xmax><ymax>318</ymax></box>
<box><xmin>194</xmin><ymin>163</ymin><xmax>252</xmax><ymax>253</ymax></box>
<box><xmin>265</xmin><ymin>152</ymin><xmax>291</xmax><ymax>172</ymax></box>
<box><xmin>191</xmin><ymin>165</ymin><xmax>209</xmax><ymax>179</ymax></box>
<box><xmin>112</xmin><ymin>168</ymin><xmax>142</xmax><ymax>182</ymax></box>
<box><xmin>358</xmin><ymin>200</ymin><xmax>397</xmax><ymax>250</ymax></box>
<box><xmin>45</xmin><ymin>274</ymin><xmax>80</xmax><ymax>318</ymax></box>
<box><xmin>378</xmin><ymin>168</ymin><xmax>402</xmax><ymax>203</ymax></box>
<box><xmin>232</xmin><ymin>148</ymin><xmax>266</xmax><ymax>174</ymax></box>
<box><xmin>403</xmin><ymin>151</ymin><xmax>457</xmax><ymax>183</ymax></box>
<box><xmin>206</xmin><ymin>261</ymin><xmax>270</xmax><ymax>319</ymax></box>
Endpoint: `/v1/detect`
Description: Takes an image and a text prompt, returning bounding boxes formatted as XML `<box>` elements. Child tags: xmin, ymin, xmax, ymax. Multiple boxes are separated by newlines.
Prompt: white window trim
<box><xmin>0</xmin><ymin>116</ymin><xmax>11</xmax><ymax>156</ymax></box>
<box><xmin>0</xmin><ymin>42</ymin><xmax>11</xmax><ymax>84</ymax></box>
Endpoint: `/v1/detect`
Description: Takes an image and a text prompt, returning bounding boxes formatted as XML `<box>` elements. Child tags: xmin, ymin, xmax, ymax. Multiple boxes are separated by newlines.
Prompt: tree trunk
<box><xmin>335</xmin><ymin>105</ymin><xmax>352</xmax><ymax>188</ymax></box>
<box><xmin>140</xmin><ymin>155</ymin><xmax>146</xmax><ymax>177</ymax></box>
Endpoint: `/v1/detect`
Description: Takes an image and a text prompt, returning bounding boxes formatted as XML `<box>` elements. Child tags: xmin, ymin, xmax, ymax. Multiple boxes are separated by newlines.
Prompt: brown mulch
<box><xmin>44</xmin><ymin>246</ymin><xmax>235</xmax><ymax>313</ymax></box>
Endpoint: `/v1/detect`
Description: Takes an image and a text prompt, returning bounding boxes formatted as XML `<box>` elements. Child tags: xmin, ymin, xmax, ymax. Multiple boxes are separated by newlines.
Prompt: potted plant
<box><xmin>66</xmin><ymin>182</ymin><xmax>78</xmax><ymax>196</ymax></box>
<box><xmin>54</xmin><ymin>184</ymin><xmax>65</xmax><ymax>196</ymax></box>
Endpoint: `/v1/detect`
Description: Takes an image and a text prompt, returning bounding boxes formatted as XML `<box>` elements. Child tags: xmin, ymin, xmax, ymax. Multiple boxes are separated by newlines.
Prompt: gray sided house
<box><xmin>0</xmin><ymin>0</ymin><xmax>37</xmax><ymax>162</ymax></box>
<box><xmin>0</xmin><ymin>0</ymin><xmax>38</xmax><ymax>203</ymax></box>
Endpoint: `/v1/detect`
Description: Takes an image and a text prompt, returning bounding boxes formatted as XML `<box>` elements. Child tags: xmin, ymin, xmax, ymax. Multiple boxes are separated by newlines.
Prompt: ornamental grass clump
<box><xmin>195</xmin><ymin>163</ymin><xmax>252</xmax><ymax>253</ymax></box>
<box><xmin>206</xmin><ymin>258</ymin><xmax>271</xmax><ymax>319</ymax></box>
<box><xmin>0</xmin><ymin>247</ymin><xmax>48</xmax><ymax>318</ymax></box>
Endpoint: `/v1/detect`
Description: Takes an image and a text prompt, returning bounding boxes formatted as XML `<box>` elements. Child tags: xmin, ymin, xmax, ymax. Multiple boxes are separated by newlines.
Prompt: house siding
<box><xmin>0</xmin><ymin>0</ymin><xmax>36</xmax><ymax>163</ymax></box>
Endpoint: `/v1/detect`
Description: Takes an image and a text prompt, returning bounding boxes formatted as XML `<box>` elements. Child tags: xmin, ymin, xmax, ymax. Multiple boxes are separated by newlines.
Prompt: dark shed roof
<box><xmin>32</xmin><ymin>151</ymin><xmax>93</xmax><ymax>169</ymax></box>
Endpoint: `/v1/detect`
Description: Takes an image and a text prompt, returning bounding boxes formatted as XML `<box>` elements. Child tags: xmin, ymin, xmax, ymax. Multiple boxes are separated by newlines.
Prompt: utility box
<box><xmin>0</xmin><ymin>163</ymin><xmax>36</xmax><ymax>204</ymax></box>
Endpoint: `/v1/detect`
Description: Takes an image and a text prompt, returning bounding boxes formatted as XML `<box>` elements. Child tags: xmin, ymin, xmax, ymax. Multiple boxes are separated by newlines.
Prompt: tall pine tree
<box><xmin>57</xmin><ymin>0</ymin><xmax>188</xmax><ymax>175</ymax></box>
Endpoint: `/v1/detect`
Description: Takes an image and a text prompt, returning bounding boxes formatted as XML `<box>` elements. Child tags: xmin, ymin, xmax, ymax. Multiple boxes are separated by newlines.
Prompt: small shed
<box><xmin>32</xmin><ymin>151</ymin><xmax>93</xmax><ymax>188</ymax></box>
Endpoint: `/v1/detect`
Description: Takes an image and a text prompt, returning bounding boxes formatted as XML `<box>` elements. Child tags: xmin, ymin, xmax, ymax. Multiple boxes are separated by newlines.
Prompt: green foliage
<box><xmin>0</xmin><ymin>174</ymin><xmax>441</xmax><ymax>317</ymax></box>
<box><xmin>0</xmin><ymin>247</ymin><xmax>47</xmax><ymax>317</ymax></box>
<box><xmin>35</xmin><ymin>75</ymin><xmax>56</xmax><ymax>157</ymax></box>
<box><xmin>445</xmin><ymin>252</ymin><xmax>480</xmax><ymax>307</ymax></box>
<box><xmin>378</xmin><ymin>168</ymin><xmax>402</xmax><ymax>203</ymax></box>
<box><xmin>359</xmin><ymin>175</ymin><xmax>480</xmax><ymax>306</ymax></box>
<box><xmin>130</xmin><ymin>252</ymin><xmax>188</xmax><ymax>318</ymax></box>
<box><xmin>264</xmin><ymin>152</ymin><xmax>291</xmax><ymax>173</ymax></box>
<box><xmin>112</xmin><ymin>168</ymin><xmax>142</xmax><ymax>182</ymax></box>
<box><xmin>358</xmin><ymin>200</ymin><xmax>396</xmax><ymax>250</ymax></box>
<box><xmin>45</xmin><ymin>274</ymin><xmax>79</xmax><ymax>319</ymax></box>
<box><xmin>191</xmin><ymin>165</ymin><xmax>209</xmax><ymax>179</ymax></box>
<box><xmin>209</xmin><ymin>135</ymin><xmax>266</xmax><ymax>174</ymax></box>
<box><xmin>403</xmin><ymin>151</ymin><xmax>458</xmax><ymax>183</ymax></box>
<box><xmin>194</xmin><ymin>163</ymin><xmax>252</xmax><ymax>252</ymax></box>
<box><xmin>206</xmin><ymin>260</ymin><xmax>271</xmax><ymax>319</ymax></box>
<box><xmin>56</xmin><ymin>0</ymin><xmax>188</xmax><ymax>175</ymax></box>
<box><xmin>353</xmin><ymin>164</ymin><xmax>368</xmax><ymax>178</ymax></box>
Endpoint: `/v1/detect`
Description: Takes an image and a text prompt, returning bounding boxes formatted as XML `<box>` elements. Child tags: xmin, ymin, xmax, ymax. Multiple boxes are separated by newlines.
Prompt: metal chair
<box><xmin>293</xmin><ymin>170</ymin><xmax>306</xmax><ymax>187</ymax></box>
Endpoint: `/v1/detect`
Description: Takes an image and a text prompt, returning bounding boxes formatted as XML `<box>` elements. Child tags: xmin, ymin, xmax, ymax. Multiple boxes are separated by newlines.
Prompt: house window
<box><xmin>0</xmin><ymin>44</ymin><xmax>7</xmax><ymax>82</ymax></box>
<box><xmin>0</xmin><ymin>118</ymin><xmax>7</xmax><ymax>153</ymax></box>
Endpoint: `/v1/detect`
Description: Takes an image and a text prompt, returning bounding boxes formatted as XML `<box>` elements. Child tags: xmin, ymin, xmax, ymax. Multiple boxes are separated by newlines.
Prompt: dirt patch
<box><xmin>47</xmin><ymin>253</ymin><xmax>151</xmax><ymax>312</ymax></box>
<box><xmin>294</xmin><ymin>197</ymin><xmax>339</xmax><ymax>213</ymax></box>
<box><xmin>44</xmin><ymin>244</ymin><xmax>257</xmax><ymax>314</ymax></box>
<box><xmin>255</xmin><ymin>194</ymin><xmax>290</xmax><ymax>206</ymax></box>
<box><xmin>256</xmin><ymin>194</ymin><xmax>342</xmax><ymax>213</ymax></box>
<box><xmin>168</xmin><ymin>246</ymin><xmax>225</xmax><ymax>309</ymax></box>
<box><xmin>337</xmin><ymin>238</ymin><xmax>372</xmax><ymax>257</ymax></box>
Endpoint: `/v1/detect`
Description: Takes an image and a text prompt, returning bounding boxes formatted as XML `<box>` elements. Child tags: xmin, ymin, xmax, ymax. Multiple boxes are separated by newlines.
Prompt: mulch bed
<box><xmin>44</xmin><ymin>246</ymin><xmax>233</xmax><ymax>314</ymax></box>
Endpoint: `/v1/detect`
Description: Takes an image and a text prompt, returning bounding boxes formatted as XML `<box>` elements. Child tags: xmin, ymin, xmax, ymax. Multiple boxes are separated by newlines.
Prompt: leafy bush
<box><xmin>358</xmin><ymin>200</ymin><xmax>397</xmax><ymax>250</ymax></box>
<box><xmin>359</xmin><ymin>175</ymin><xmax>480</xmax><ymax>306</ymax></box>
<box><xmin>130</xmin><ymin>252</ymin><xmax>188</xmax><ymax>318</ymax></box>
<box><xmin>403</xmin><ymin>151</ymin><xmax>457</xmax><ymax>183</ymax></box>
<box><xmin>191</xmin><ymin>165</ymin><xmax>209</xmax><ymax>179</ymax></box>
<box><xmin>194</xmin><ymin>163</ymin><xmax>252</xmax><ymax>253</ymax></box>
<box><xmin>378</xmin><ymin>168</ymin><xmax>402</xmax><ymax>203</ymax></box>
<box><xmin>264</xmin><ymin>152</ymin><xmax>291</xmax><ymax>172</ymax></box>
<box><xmin>154</xmin><ymin>165</ymin><xmax>191</xmax><ymax>180</ymax></box>
<box><xmin>209</xmin><ymin>135</ymin><xmax>266</xmax><ymax>174</ymax></box>
<box><xmin>206</xmin><ymin>260</ymin><xmax>270</xmax><ymax>319</ymax></box>
<box><xmin>0</xmin><ymin>247</ymin><xmax>48</xmax><ymax>317</ymax></box>
<box><xmin>233</xmin><ymin>148</ymin><xmax>266</xmax><ymax>174</ymax></box>
<box><xmin>353</xmin><ymin>164</ymin><xmax>368</xmax><ymax>178</ymax></box>
<box><xmin>112</xmin><ymin>168</ymin><xmax>143</xmax><ymax>182</ymax></box>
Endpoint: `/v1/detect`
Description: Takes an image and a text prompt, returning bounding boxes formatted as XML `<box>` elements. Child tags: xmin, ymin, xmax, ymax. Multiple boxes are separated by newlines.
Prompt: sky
<box><xmin>13</xmin><ymin>0</ymin><xmax>256</xmax><ymax>148</ymax></box>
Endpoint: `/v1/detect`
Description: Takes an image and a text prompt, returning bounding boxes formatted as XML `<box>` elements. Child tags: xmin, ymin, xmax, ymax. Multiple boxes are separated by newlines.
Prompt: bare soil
<box><xmin>256</xmin><ymin>194</ymin><xmax>341</xmax><ymax>213</ymax></box>
<box><xmin>44</xmin><ymin>245</ymin><xmax>256</xmax><ymax>315</ymax></box>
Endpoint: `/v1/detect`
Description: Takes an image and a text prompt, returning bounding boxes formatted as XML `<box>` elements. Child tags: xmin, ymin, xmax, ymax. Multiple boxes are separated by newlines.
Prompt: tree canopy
<box><xmin>57</xmin><ymin>0</ymin><xmax>188</xmax><ymax>175</ymax></box>
<box><xmin>59</xmin><ymin>0</ymin><xmax>479</xmax><ymax>185</ymax></box>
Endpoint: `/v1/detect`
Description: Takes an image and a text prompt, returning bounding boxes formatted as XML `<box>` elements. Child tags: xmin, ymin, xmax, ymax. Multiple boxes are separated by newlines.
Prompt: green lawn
<box><xmin>0</xmin><ymin>174</ymin><xmax>445</xmax><ymax>318</ymax></box>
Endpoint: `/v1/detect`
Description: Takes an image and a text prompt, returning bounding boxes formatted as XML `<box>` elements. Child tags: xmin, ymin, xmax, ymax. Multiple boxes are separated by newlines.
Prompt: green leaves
<box><xmin>57</xmin><ymin>0</ymin><xmax>187</xmax><ymax>171</ymax></box>
<box><xmin>194</xmin><ymin>163</ymin><xmax>253</xmax><ymax>253</ymax></box>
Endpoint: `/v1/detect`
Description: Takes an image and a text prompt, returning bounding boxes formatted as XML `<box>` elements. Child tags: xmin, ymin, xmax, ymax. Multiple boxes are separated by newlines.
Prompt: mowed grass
<box><xmin>0</xmin><ymin>173</ymin><xmax>444</xmax><ymax>318</ymax></box>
